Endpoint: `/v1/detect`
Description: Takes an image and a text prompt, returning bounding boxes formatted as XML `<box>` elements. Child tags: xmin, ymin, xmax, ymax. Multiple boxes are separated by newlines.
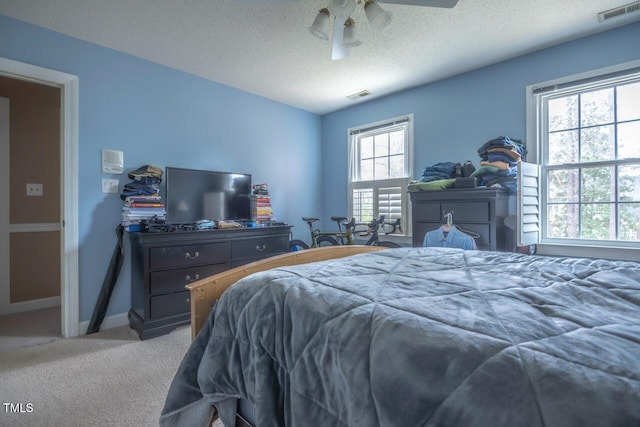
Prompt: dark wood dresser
<box><xmin>128</xmin><ymin>225</ymin><xmax>291</xmax><ymax>339</ymax></box>
<box><xmin>410</xmin><ymin>188</ymin><xmax>511</xmax><ymax>251</ymax></box>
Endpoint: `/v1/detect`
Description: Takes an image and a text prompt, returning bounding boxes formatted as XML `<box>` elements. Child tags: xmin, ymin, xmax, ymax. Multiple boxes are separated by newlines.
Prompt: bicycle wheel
<box><xmin>316</xmin><ymin>235</ymin><xmax>340</xmax><ymax>246</ymax></box>
<box><xmin>375</xmin><ymin>240</ymin><xmax>402</xmax><ymax>248</ymax></box>
<box><xmin>289</xmin><ymin>239</ymin><xmax>310</xmax><ymax>251</ymax></box>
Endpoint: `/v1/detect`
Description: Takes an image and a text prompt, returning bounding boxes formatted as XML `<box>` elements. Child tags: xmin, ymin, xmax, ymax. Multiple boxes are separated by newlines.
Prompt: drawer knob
<box><xmin>256</xmin><ymin>244</ymin><xmax>267</xmax><ymax>251</ymax></box>
<box><xmin>185</xmin><ymin>251</ymin><xmax>200</xmax><ymax>259</ymax></box>
<box><xmin>185</xmin><ymin>273</ymin><xmax>200</xmax><ymax>283</ymax></box>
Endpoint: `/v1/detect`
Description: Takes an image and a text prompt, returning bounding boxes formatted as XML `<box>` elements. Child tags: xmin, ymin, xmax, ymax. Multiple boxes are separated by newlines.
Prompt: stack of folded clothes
<box><xmin>472</xmin><ymin>136</ymin><xmax>527</xmax><ymax>194</ymax></box>
<box><xmin>120</xmin><ymin>165</ymin><xmax>166</xmax><ymax>231</ymax></box>
<box><xmin>419</xmin><ymin>162</ymin><xmax>459</xmax><ymax>182</ymax></box>
<box><xmin>408</xmin><ymin>161</ymin><xmax>477</xmax><ymax>192</ymax></box>
<box><xmin>120</xmin><ymin>165</ymin><xmax>164</xmax><ymax>199</ymax></box>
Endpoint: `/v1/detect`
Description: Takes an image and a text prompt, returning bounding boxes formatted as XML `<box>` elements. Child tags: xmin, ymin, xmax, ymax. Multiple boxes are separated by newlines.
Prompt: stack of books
<box><xmin>251</xmin><ymin>183</ymin><xmax>273</xmax><ymax>223</ymax></box>
<box><xmin>121</xmin><ymin>195</ymin><xmax>166</xmax><ymax>231</ymax></box>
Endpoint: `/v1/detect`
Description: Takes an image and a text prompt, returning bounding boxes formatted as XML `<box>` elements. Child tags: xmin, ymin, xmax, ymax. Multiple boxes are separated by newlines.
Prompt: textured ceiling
<box><xmin>1</xmin><ymin>0</ymin><xmax>639</xmax><ymax>114</ymax></box>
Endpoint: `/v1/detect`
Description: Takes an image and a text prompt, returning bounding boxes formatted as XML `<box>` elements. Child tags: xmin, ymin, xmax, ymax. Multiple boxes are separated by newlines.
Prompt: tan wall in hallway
<box><xmin>10</xmin><ymin>232</ymin><xmax>61</xmax><ymax>303</ymax></box>
<box><xmin>0</xmin><ymin>76</ymin><xmax>61</xmax><ymax>302</ymax></box>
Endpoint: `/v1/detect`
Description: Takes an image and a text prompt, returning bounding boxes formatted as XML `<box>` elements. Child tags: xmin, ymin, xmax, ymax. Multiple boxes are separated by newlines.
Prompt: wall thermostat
<box><xmin>102</xmin><ymin>149</ymin><xmax>124</xmax><ymax>174</ymax></box>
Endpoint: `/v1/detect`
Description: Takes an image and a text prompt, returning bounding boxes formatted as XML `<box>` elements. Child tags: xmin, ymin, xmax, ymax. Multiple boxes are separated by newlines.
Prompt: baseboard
<box><xmin>0</xmin><ymin>296</ymin><xmax>61</xmax><ymax>315</ymax></box>
<box><xmin>78</xmin><ymin>312</ymin><xmax>129</xmax><ymax>335</ymax></box>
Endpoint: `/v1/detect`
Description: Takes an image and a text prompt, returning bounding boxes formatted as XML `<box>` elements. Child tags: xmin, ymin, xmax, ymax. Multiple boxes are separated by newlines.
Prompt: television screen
<box><xmin>165</xmin><ymin>167</ymin><xmax>252</xmax><ymax>224</ymax></box>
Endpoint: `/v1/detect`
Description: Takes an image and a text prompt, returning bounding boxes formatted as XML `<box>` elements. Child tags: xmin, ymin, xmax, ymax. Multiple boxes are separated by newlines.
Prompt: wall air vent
<box><xmin>347</xmin><ymin>90</ymin><xmax>372</xmax><ymax>100</ymax></box>
<box><xmin>598</xmin><ymin>1</ymin><xmax>640</xmax><ymax>22</ymax></box>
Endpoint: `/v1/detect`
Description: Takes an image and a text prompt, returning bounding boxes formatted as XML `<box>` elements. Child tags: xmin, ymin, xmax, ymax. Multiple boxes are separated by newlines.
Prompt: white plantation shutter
<box><xmin>517</xmin><ymin>161</ymin><xmax>541</xmax><ymax>246</ymax></box>
<box><xmin>378</xmin><ymin>186</ymin><xmax>403</xmax><ymax>221</ymax></box>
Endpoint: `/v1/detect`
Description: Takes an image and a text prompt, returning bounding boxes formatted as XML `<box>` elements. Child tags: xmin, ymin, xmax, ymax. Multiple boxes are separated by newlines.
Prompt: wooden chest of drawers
<box><xmin>410</xmin><ymin>188</ymin><xmax>511</xmax><ymax>251</ymax></box>
<box><xmin>128</xmin><ymin>226</ymin><xmax>291</xmax><ymax>339</ymax></box>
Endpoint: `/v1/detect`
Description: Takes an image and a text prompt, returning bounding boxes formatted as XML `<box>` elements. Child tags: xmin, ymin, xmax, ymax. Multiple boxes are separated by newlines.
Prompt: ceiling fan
<box><xmin>306</xmin><ymin>0</ymin><xmax>459</xmax><ymax>60</ymax></box>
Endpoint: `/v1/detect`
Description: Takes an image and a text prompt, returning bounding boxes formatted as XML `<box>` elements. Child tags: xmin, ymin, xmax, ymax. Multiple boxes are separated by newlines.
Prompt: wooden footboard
<box><xmin>186</xmin><ymin>245</ymin><xmax>388</xmax><ymax>340</ymax></box>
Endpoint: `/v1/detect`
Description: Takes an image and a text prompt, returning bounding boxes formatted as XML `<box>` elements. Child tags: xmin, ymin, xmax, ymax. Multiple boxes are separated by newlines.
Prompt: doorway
<box><xmin>0</xmin><ymin>57</ymin><xmax>79</xmax><ymax>338</ymax></box>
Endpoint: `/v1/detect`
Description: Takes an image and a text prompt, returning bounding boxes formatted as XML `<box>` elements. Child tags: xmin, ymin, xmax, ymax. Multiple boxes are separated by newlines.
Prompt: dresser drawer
<box><xmin>149</xmin><ymin>241</ymin><xmax>229</xmax><ymax>270</ymax></box>
<box><xmin>149</xmin><ymin>290</ymin><xmax>190</xmax><ymax>319</ymax></box>
<box><xmin>149</xmin><ymin>262</ymin><xmax>230</xmax><ymax>295</ymax></box>
<box><xmin>413</xmin><ymin>202</ymin><xmax>442</xmax><ymax>221</ymax></box>
<box><xmin>231</xmin><ymin>235</ymin><xmax>288</xmax><ymax>261</ymax></box>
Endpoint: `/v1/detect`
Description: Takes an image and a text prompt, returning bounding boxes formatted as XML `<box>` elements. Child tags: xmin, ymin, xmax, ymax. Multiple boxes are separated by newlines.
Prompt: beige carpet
<box><xmin>0</xmin><ymin>324</ymin><xmax>191</xmax><ymax>427</ymax></box>
<box><xmin>0</xmin><ymin>306</ymin><xmax>62</xmax><ymax>352</ymax></box>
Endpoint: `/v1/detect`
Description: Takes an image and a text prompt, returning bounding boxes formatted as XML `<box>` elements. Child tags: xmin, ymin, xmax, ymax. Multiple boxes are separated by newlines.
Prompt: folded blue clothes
<box><xmin>428</xmin><ymin>162</ymin><xmax>459</xmax><ymax>174</ymax></box>
<box><xmin>484</xmin><ymin>176</ymin><xmax>517</xmax><ymax>194</ymax></box>
<box><xmin>121</xmin><ymin>180</ymin><xmax>161</xmax><ymax>200</ymax></box>
<box><xmin>478</xmin><ymin>136</ymin><xmax>527</xmax><ymax>159</ymax></box>
<box><xmin>132</xmin><ymin>176</ymin><xmax>161</xmax><ymax>185</ymax></box>
<box><xmin>421</xmin><ymin>171</ymin><xmax>453</xmax><ymax>182</ymax></box>
<box><xmin>474</xmin><ymin>167</ymin><xmax>517</xmax><ymax>182</ymax></box>
<box><xmin>420</xmin><ymin>162</ymin><xmax>460</xmax><ymax>182</ymax></box>
<box><xmin>481</xmin><ymin>152</ymin><xmax>519</xmax><ymax>165</ymax></box>
<box><xmin>120</xmin><ymin>187</ymin><xmax>160</xmax><ymax>200</ymax></box>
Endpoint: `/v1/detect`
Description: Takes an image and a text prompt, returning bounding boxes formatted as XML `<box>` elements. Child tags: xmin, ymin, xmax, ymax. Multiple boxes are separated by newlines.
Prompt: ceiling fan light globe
<box><xmin>342</xmin><ymin>20</ymin><xmax>362</xmax><ymax>48</ymax></box>
<box><xmin>328</xmin><ymin>0</ymin><xmax>356</xmax><ymax>18</ymax></box>
<box><xmin>309</xmin><ymin>9</ymin><xmax>330</xmax><ymax>40</ymax></box>
<box><xmin>365</xmin><ymin>2</ymin><xmax>392</xmax><ymax>30</ymax></box>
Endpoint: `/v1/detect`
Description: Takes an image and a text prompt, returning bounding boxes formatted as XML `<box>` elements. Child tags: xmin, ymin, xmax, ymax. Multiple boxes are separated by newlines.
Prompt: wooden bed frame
<box><xmin>186</xmin><ymin>245</ymin><xmax>388</xmax><ymax>340</ymax></box>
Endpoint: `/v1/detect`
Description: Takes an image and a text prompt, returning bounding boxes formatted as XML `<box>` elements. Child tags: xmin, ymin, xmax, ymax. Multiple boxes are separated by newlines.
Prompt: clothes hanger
<box><xmin>441</xmin><ymin>212</ymin><xmax>453</xmax><ymax>232</ymax></box>
<box><xmin>456</xmin><ymin>225</ymin><xmax>481</xmax><ymax>239</ymax></box>
<box><xmin>440</xmin><ymin>212</ymin><xmax>480</xmax><ymax>239</ymax></box>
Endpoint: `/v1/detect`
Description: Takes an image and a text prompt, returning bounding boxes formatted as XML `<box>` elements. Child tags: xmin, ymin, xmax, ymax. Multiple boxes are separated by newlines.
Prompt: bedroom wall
<box><xmin>0</xmin><ymin>14</ymin><xmax>322</xmax><ymax>323</ymax></box>
<box><xmin>320</xmin><ymin>21</ymin><xmax>640</xmax><ymax>232</ymax></box>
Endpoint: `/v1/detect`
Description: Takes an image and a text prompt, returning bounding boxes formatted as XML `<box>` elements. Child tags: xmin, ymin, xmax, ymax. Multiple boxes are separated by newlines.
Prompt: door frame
<box><xmin>0</xmin><ymin>57</ymin><xmax>79</xmax><ymax>338</ymax></box>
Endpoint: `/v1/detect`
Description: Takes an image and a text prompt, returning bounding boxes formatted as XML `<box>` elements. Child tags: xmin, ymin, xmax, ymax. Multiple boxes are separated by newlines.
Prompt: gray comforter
<box><xmin>160</xmin><ymin>247</ymin><xmax>640</xmax><ymax>426</ymax></box>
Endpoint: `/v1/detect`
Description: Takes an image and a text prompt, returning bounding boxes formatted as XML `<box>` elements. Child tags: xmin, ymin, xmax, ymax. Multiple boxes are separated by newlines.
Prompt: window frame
<box><xmin>347</xmin><ymin>114</ymin><xmax>414</xmax><ymax>237</ymax></box>
<box><xmin>525</xmin><ymin>60</ymin><xmax>640</xmax><ymax>260</ymax></box>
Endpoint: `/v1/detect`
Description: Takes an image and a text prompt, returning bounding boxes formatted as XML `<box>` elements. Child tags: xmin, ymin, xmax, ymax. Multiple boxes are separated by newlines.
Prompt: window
<box><xmin>348</xmin><ymin>115</ymin><xmax>413</xmax><ymax>236</ymax></box>
<box><xmin>530</xmin><ymin>65</ymin><xmax>640</xmax><ymax>248</ymax></box>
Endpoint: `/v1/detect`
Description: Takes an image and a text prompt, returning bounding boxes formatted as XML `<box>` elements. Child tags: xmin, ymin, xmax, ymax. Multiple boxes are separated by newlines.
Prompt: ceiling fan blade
<box><xmin>331</xmin><ymin>18</ymin><xmax>349</xmax><ymax>60</ymax></box>
<box><xmin>380</xmin><ymin>0</ymin><xmax>458</xmax><ymax>8</ymax></box>
<box><xmin>234</xmin><ymin>0</ymin><xmax>299</xmax><ymax>4</ymax></box>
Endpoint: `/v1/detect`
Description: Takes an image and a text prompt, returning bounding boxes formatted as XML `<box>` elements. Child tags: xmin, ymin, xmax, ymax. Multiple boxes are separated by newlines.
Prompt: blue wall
<box><xmin>321</xmin><ymin>21</ymin><xmax>640</xmax><ymax>228</ymax></box>
<box><xmin>0</xmin><ymin>14</ymin><xmax>322</xmax><ymax>322</ymax></box>
<box><xmin>2</xmin><ymin>13</ymin><xmax>639</xmax><ymax>325</ymax></box>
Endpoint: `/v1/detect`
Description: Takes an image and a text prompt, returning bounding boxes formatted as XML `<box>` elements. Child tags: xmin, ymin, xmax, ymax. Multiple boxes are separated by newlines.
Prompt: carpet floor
<box><xmin>0</xmin><ymin>306</ymin><xmax>62</xmax><ymax>352</ymax></box>
<box><xmin>0</xmin><ymin>324</ymin><xmax>191</xmax><ymax>427</ymax></box>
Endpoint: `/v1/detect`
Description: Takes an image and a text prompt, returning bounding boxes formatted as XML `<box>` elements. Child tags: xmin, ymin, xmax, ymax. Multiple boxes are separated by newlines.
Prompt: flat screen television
<box><xmin>165</xmin><ymin>167</ymin><xmax>252</xmax><ymax>224</ymax></box>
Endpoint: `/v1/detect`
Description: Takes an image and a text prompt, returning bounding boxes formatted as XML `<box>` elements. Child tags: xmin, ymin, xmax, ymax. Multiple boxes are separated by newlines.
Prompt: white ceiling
<box><xmin>1</xmin><ymin>0</ymin><xmax>639</xmax><ymax>114</ymax></box>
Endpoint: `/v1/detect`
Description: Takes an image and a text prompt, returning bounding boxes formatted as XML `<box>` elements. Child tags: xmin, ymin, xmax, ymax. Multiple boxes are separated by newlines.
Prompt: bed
<box><xmin>160</xmin><ymin>245</ymin><xmax>640</xmax><ymax>427</ymax></box>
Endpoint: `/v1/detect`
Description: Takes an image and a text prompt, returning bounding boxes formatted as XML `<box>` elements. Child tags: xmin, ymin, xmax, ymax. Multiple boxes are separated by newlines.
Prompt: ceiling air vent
<box><xmin>598</xmin><ymin>1</ymin><xmax>640</xmax><ymax>22</ymax></box>
<box><xmin>347</xmin><ymin>90</ymin><xmax>372</xmax><ymax>100</ymax></box>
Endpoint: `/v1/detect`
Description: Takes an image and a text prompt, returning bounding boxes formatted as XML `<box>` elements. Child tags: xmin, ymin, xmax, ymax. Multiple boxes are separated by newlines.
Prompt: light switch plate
<box><xmin>26</xmin><ymin>183</ymin><xmax>43</xmax><ymax>196</ymax></box>
<box><xmin>102</xmin><ymin>178</ymin><xmax>119</xmax><ymax>194</ymax></box>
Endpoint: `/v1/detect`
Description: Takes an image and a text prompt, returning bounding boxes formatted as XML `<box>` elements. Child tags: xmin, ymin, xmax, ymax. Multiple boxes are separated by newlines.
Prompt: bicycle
<box><xmin>353</xmin><ymin>216</ymin><xmax>402</xmax><ymax>248</ymax></box>
<box><xmin>290</xmin><ymin>216</ymin><xmax>356</xmax><ymax>250</ymax></box>
<box><xmin>290</xmin><ymin>216</ymin><xmax>401</xmax><ymax>250</ymax></box>
<box><xmin>379</xmin><ymin>217</ymin><xmax>402</xmax><ymax>235</ymax></box>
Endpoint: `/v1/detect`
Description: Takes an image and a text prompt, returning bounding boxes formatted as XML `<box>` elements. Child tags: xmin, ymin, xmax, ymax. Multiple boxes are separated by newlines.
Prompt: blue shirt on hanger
<box><xmin>423</xmin><ymin>225</ymin><xmax>477</xmax><ymax>250</ymax></box>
